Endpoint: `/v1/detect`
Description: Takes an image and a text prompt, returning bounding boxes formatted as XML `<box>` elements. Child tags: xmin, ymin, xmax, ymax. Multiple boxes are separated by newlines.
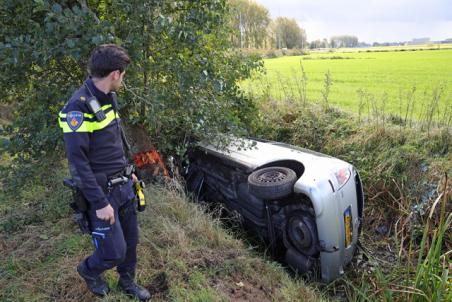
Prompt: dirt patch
<box><xmin>213</xmin><ymin>273</ymin><xmax>275</xmax><ymax>302</ymax></box>
<box><xmin>0</xmin><ymin>235</ymin><xmax>7</xmax><ymax>252</ymax></box>
<box><xmin>47</xmin><ymin>269</ymin><xmax>94</xmax><ymax>302</ymax></box>
<box><xmin>146</xmin><ymin>271</ymin><xmax>169</xmax><ymax>299</ymax></box>
<box><xmin>184</xmin><ymin>248</ymin><xmax>242</xmax><ymax>269</ymax></box>
<box><xmin>0</xmin><ymin>104</ymin><xmax>13</xmax><ymax>124</ymax></box>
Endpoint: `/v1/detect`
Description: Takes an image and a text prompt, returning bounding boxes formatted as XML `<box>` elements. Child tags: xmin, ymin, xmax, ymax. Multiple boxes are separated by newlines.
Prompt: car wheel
<box><xmin>248</xmin><ymin>166</ymin><xmax>297</xmax><ymax>199</ymax></box>
<box><xmin>286</xmin><ymin>212</ymin><xmax>318</xmax><ymax>256</ymax></box>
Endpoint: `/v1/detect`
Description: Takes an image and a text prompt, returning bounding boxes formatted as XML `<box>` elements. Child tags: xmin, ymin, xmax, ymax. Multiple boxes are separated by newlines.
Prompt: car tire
<box><xmin>248</xmin><ymin>166</ymin><xmax>297</xmax><ymax>199</ymax></box>
<box><xmin>285</xmin><ymin>211</ymin><xmax>318</xmax><ymax>256</ymax></box>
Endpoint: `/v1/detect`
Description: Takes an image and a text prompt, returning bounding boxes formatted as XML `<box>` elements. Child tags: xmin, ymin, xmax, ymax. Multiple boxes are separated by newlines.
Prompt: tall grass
<box><xmin>248</xmin><ymin>68</ymin><xmax>451</xmax><ymax>133</ymax></box>
<box><xmin>412</xmin><ymin>174</ymin><xmax>451</xmax><ymax>302</ymax></box>
<box><xmin>321</xmin><ymin>69</ymin><xmax>333</xmax><ymax>111</ymax></box>
<box><xmin>400</xmin><ymin>85</ymin><xmax>416</xmax><ymax>129</ymax></box>
<box><xmin>370</xmin><ymin>174</ymin><xmax>452</xmax><ymax>302</ymax></box>
<box><xmin>293</xmin><ymin>62</ymin><xmax>308</xmax><ymax>107</ymax></box>
<box><xmin>355</xmin><ymin>83</ymin><xmax>451</xmax><ymax>132</ymax></box>
<box><xmin>420</xmin><ymin>85</ymin><xmax>447</xmax><ymax>135</ymax></box>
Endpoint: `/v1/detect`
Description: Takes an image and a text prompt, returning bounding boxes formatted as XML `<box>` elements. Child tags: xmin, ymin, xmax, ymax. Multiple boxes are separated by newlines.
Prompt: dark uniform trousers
<box><xmin>86</xmin><ymin>179</ymin><xmax>138</xmax><ymax>277</ymax></box>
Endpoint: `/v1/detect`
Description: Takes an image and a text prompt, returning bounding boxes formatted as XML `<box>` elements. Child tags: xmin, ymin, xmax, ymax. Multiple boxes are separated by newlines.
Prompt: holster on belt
<box><xmin>63</xmin><ymin>177</ymin><xmax>90</xmax><ymax>234</ymax></box>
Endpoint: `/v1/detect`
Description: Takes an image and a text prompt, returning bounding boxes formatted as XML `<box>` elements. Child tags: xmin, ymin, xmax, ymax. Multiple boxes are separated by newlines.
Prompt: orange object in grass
<box><xmin>133</xmin><ymin>149</ymin><xmax>169</xmax><ymax>177</ymax></box>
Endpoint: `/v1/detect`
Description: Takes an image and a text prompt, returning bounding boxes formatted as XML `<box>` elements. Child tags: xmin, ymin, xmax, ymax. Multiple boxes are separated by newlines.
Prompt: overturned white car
<box><xmin>184</xmin><ymin>138</ymin><xmax>364</xmax><ymax>282</ymax></box>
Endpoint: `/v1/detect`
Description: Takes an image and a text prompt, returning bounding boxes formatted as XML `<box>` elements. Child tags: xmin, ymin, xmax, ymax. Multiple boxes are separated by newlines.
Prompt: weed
<box><xmin>321</xmin><ymin>69</ymin><xmax>333</xmax><ymax>111</ymax></box>
<box><xmin>412</xmin><ymin>174</ymin><xmax>451</xmax><ymax>302</ymax></box>
<box><xmin>295</xmin><ymin>62</ymin><xmax>308</xmax><ymax>107</ymax></box>
<box><xmin>403</xmin><ymin>85</ymin><xmax>417</xmax><ymax>128</ymax></box>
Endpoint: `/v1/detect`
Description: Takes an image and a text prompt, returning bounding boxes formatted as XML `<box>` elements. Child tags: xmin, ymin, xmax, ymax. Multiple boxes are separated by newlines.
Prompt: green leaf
<box><xmin>67</xmin><ymin>39</ymin><xmax>75</xmax><ymax>48</ymax></box>
<box><xmin>52</xmin><ymin>3</ymin><xmax>62</xmax><ymax>13</ymax></box>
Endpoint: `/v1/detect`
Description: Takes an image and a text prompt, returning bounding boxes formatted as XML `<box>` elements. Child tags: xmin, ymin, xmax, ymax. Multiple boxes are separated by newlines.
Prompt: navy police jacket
<box><xmin>59</xmin><ymin>78</ymin><xmax>127</xmax><ymax>210</ymax></box>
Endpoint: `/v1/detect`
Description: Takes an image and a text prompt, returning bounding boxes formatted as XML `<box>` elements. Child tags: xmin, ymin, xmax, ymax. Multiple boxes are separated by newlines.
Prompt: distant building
<box><xmin>408</xmin><ymin>37</ymin><xmax>430</xmax><ymax>45</ymax></box>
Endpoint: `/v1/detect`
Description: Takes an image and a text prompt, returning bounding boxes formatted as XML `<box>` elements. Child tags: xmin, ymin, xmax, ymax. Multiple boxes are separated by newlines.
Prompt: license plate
<box><xmin>344</xmin><ymin>206</ymin><xmax>353</xmax><ymax>248</ymax></box>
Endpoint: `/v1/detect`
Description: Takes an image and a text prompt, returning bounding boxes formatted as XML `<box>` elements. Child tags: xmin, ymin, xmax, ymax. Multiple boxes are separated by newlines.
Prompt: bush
<box><xmin>0</xmin><ymin>0</ymin><xmax>262</xmax><ymax>160</ymax></box>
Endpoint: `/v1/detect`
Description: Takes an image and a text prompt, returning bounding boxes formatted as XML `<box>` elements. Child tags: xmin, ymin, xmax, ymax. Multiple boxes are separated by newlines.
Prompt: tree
<box><xmin>229</xmin><ymin>0</ymin><xmax>270</xmax><ymax>49</ymax></box>
<box><xmin>0</xmin><ymin>0</ymin><xmax>262</xmax><ymax>161</ymax></box>
<box><xmin>330</xmin><ymin>35</ymin><xmax>359</xmax><ymax>48</ymax></box>
<box><xmin>273</xmin><ymin>17</ymin><xmax>306</xmax><ymax>49</ymax></box>
<box><xmin>309</xmin><ymin>39</ymin><xmax>329</xmax><ymax>49</ymax></box>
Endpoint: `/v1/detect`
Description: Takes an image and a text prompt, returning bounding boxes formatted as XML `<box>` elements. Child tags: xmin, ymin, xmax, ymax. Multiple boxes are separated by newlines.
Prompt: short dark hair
<box><xmin>88</xmin><ymin>44</ymin><xmax>131</xmax><ymax>78</ymax></box>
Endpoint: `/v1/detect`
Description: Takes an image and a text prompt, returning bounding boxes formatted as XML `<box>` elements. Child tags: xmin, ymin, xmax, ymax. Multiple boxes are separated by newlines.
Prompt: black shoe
<box><xmin>119</xmin><ymin>272</ymin><xmax>151</xmax><ymax>301</ymax></box>
<box><xmin>77</xmin><ymin>261</ymin><xmax>110</xmax><ymax>297</ymax></box>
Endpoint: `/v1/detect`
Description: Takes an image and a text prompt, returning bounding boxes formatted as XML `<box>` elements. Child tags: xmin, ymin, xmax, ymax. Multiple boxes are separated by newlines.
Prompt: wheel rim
<box><xmin>286</xmin><ymin>214</ymin><xmax>318</xmax><ymax>255</ymax></box>
<box><xmin>257</xmin><ymin>170</ymin><xmax>287</xmax><ymax>183</ymax></box>
<box><xmin>288</xmin><ymin>217</ymin><xmax>312</xmax><ymax>248</ymax></box>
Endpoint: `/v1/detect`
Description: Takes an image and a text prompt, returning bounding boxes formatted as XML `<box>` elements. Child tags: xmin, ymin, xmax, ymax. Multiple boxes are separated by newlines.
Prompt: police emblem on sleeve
<box><xmin>66</xmin><ymin>111</ymin><xmax>84</xmax><ymax>131</ymax></box>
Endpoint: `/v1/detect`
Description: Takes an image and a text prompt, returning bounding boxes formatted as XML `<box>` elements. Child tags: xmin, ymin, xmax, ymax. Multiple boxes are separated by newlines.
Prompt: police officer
<box><xmin>58</xmin><ymin>44</ymin><xmax>151</xmax><ymax>301</ymax></box>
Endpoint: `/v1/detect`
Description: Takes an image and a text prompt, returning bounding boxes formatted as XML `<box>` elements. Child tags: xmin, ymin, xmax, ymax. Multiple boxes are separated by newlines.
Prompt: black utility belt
<box><xmin>108</xmin><ymin>164</ymin><xmax>135</xmax><ymax>179</ymax></box>
<box><xmin>107</xmin><ymin>175</ymin><xmax>129</xmax><ymax>188</ymax></box>
<box><xmin>106</xmin><ymin>164</ymin><xmax>135</xmax><ymax>189</ymax></box>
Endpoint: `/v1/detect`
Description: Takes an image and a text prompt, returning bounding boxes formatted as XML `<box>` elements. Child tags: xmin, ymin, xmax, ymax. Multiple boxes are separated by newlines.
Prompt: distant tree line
<box><xmin>229</xmin><ymin>0</ymin><xmax>306</xmax><ymax>49</ymax></box>
<box><xmin>229</xmin><ymin>0</ymin><xmax>270</xmax><ymax>48</ymax></box>
<box><xmin>329</xmin><ymin>35</ymin><xmax>359</xmax><ymax>48</ymax></box>
<box><xmin>308</xmin><ymin>35</ymin><xmax>360</xmax><ymax>49</ymax></box>
<box><xmin>270</xmin><ymin>17</ymin><xmax>307</xmax><ymax>49</ymax></box>
<box><xmin>229</xmin><ymin>1</ymin><xmax>361</xmax><ymax>50</ymax></box>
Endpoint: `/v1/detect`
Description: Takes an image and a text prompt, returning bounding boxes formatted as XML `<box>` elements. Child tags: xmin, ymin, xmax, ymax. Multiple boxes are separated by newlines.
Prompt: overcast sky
<box><xmin>254</xmin><ymin>0</ymin><xmax>452</xmax><ymax>43</ymax></box>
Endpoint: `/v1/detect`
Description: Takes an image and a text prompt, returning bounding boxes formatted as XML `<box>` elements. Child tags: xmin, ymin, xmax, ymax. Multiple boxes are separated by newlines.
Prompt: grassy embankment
<box><xmin>1</xmin><ymin>45</ymin><xmax>451</xmax><ymax>300</ymax></box>
<box><xmin>251</xmin><ymin>94</ymin><xmax>451</xmax><ymax>300</ymax></box>
<box><xmin>0</xmin><ymin>99</ymin><xmax>450</xmax><ymax>301</ymax></box>
<box><xmin>0</xmin><ymin>159</ymin><xmax>324</xmax><ymax>301</ymax></box>
<box><xmin>243</xmin><ymin>48</ymin><xmax>452</xmax><ymax>125</ymax></box>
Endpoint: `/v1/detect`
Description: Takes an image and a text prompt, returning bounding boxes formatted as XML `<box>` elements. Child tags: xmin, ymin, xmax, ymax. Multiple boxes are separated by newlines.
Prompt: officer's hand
<box><xmin>96</xmin><ymin>204</ymin><xmax>115</xmax><ymax>225</ymax></box>
<box><xmin>131</xmin><ymin>173</ymin><xmax>138</xmax><ymax>183</ymax></box>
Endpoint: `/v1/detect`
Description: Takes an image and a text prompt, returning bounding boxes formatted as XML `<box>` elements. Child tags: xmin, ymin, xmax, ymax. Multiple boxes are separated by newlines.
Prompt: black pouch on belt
<box><xmin>94</xmin><ymin>172</ymin><xmax>108</xmax><ymax>193</ymax></box>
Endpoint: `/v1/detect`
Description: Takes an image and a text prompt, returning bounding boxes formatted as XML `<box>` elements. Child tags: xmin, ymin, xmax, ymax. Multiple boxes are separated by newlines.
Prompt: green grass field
<box><xmin>312</xmin><ymin>43</ymin><xmax>452</xmax><ymax>53</ymax></box>
<box><xmin>244</xmin><ymin>48</ymin><xmax>452</xmax><ymax>122</ymax></box>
